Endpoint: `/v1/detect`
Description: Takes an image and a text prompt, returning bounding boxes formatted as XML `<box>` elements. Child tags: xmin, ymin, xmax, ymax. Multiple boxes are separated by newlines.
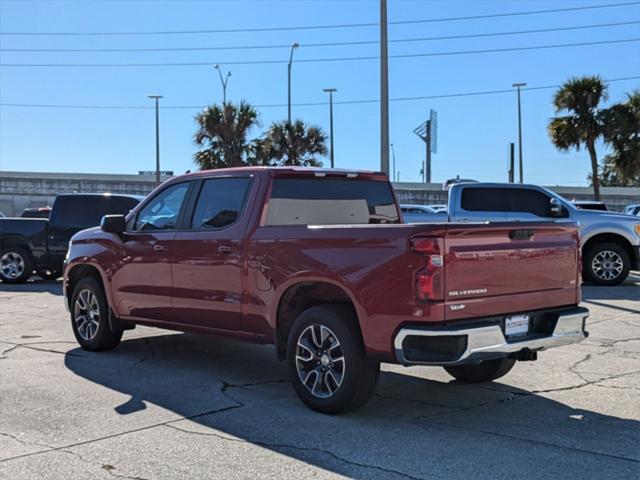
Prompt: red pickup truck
<box><xmin>63</xmin><ymin>167</ymin><xmax>589</xmax><ymax>413</ymax></box>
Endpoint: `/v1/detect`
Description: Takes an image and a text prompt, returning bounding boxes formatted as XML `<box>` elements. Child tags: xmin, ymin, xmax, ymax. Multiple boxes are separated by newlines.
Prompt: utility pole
<box><xmin>390</xmin><ymin>143</ymin><xmax>396</xmax><ymax>183</ymax></box>
<box><xmin>425</xmin><ymin>119</ymin><xmax>432</xmax><ymax>183</ymax></box>
<box><xmin>513</xmin><ymin>82</ymin><xmax>526</xmax><ymax>183</ymax></box>
<box><xmin>147</xmin><ymin>95</ymin><xmax>163</xmax><ymax>186</ymax></box>
<box><xmin>214</xmin><ymin>64</ymin><xmax>231</xmax><ymax>103</ymax></box>
<box><xmin>323</xmin><ymin>88</ymin><xmax>337</xmax><ymax>168</ymax></box>
<box><xmin>380</xmin><ymin>0</ymin><xmax>390</xmax><ymax>176</ymax></box>
<box><xmin>509</xmin><ymin>142</ymin><xmax>515</xmax><ymax>183</ymax></box>
<box><xmin>288</xmin><ymin>43</ymin><xmax>299</xmax><ymax>125</ymax></box>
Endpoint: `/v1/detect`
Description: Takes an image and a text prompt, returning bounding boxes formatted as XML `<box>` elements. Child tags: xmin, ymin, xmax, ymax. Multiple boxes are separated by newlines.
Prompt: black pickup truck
<box><xmin>0</xmin><ymin>193</ymin><xmax>142</xmax><ymax>283</ymax></box>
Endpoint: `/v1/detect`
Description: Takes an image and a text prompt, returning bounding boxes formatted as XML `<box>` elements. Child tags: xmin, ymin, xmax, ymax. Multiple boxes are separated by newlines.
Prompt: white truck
<box><xmin>402</xmin><ymin>183</ymin><xmax>640</xmax><ymax>286</ymax></box>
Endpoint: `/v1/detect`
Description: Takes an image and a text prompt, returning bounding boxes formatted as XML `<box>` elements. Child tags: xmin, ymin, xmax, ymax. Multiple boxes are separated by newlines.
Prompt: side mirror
<box><xmin>101</xmin><ymin>214</ymin><xmax>126</xmax><ymax>234</ymax></box>
<box><xmin>549</xmin><ymin>198</ymin><xmax>563</xmax><ymax>218</ymax></box>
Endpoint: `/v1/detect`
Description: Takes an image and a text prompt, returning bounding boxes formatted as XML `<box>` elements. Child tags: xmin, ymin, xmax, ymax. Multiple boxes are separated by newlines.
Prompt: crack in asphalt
<box><xmin>420</xmin><ymin>419</ymin><xmax>640</xmax><ymax>464</ymax></box>
<box><xmin>0</xmin><ymin>431</ymin><xmax>54</xmax><ymax>452</ymax></box>
<box><xmin>164</xmin><ymin>424</ymin><xmax>429</xmax><ymax>480</ymax></box>
<box><xmin>0</xmin><ymin>341</ymin><xmax>85</xmax><ymax>358</ymax></box>
<box><xmin>0</xmin><ymin>380</ymin><xmax>251</xmax><ymax>464</ymax></box>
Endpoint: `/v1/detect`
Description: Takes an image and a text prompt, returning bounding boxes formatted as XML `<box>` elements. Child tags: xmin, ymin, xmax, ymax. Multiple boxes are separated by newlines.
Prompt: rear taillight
<box><xmin>412</xmin><ymin>237</ymin><xmax>444</xmax><ymax>301</ymax></box>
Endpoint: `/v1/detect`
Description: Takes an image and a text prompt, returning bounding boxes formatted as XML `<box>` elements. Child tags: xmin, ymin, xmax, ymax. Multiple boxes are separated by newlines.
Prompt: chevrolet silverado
<box><xmin>63</xmin><ymin>168</ymin><xmax>588</xmax><ymax>413</ymax></box>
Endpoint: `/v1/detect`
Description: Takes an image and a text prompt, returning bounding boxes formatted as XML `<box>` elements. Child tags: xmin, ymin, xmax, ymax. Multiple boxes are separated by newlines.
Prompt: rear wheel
<box><xmin>0</xmin><ymin>247</ymin><xmax>33</xmax><ymax>283</ymax></box>
<box><xmin>71</xmin><ymin>277</ymin><xmax>122</xmax><ymax>351</ymax></box>
<box><xmin>444</xmin><ymin>357</ymin><xmax>515</xmax><ymax>383</ymax></box>
<box><xmin>583</xmin><ymin>242</ymin><xmax>630</xmax><ymax>286</ymax></box>
<box><xmin>286</xmin><ymin>305</ymin><xmax>380</xmax><ymax>414</ymax></box>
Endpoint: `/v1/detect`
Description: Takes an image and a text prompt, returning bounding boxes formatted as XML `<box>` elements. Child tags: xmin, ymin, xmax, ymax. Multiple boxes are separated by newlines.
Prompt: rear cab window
<box><xmin>266</xmin><ymin>178</ymin><xmax>400</xmax><ymax>225</ymax></box>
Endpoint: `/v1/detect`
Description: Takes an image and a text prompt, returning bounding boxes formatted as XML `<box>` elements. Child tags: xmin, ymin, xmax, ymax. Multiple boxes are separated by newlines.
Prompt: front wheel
<box><xmin>444</xmin><ymin>357</ymin><xmax>515</xmax><ymax>383</ymax></box>
<box><xmin>71</xmin><ymin>277</ymin><xmax>122</xmax><ymax>351</ymax></box>
<box><xmin>583</xmin><ymin>242</ymin><xmax>630</xmax><ymax>286</ymax></box>
<box><xmin>286</xmin><ymin>305</ymin><xmax>380</xmax><ymax>414</ymax></box>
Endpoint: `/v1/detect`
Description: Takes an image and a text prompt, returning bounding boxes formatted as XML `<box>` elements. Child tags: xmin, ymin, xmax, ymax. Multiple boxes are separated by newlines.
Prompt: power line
<box><xmin>1</xmin><ymin>75</ymin><xmax>637</xmax><ymax>110</ymax></box>
<box><xmin>2</xmin><ymin>21</ymin><xmax>637</xmax><ymax>53</ymax></box>
<box><xmin>1</xmin><ymin>38</ymin><xmax>637</xmax><ymax>67</ymax></box>
<box><xmin>0</xmin><ymin>2</ymin><xmax>637</xmax><ymax>36</ymax></box>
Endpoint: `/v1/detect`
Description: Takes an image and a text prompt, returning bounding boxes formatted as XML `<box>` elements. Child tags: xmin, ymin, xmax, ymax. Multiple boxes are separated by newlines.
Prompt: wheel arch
<box><xmin>65</xmin><ymin>264</ymin><xmax>109</xmax><ymax>309</ymax></box>
<box><xmin>582</xmin><ymin>233</ymin><xmax>634</xmax><ymax>264</ymax></box>
<box><xmin>274</xmin><ymin>279</ymin><xmax>362</xmax><ymax>361</ymax></box>
<box><xmin>0</xmin><ymin>236</ymin><xmax>32</xmax><ymax>255</ymax></box>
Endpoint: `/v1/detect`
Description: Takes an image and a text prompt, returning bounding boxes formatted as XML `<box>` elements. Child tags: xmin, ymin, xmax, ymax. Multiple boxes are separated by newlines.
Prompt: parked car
<box><xmin>400</xmin><ymin>204</ymin><xmax>442</xmax><ymax>223</ymax></box>
<box><xmin>21</xmin><ymin>207</ymin><xmax>52</xmax><ymax>219</ymax></box>
<box><xmin>572</xmin><ymin>200</ymin><xmax>608</xmax><ymax>211</ymax></box>
<box><xmin>63</xmin><ymin>167</ymin><xmax>588</xmax><ymax>414</ymax></box>
<box><xmin>0</xmin><ymin>193</ymin><xmax>142</xmax><ymax>283</ymax></box>
<box><xmin>624</xmin><ymin>204</ymin><xmax>640</xmax><ymax>216</ymax></box>
<box><xmin>402</xmin><ymin>183</ymin><xmax>639</xmax><ymax>286</ymax></box>
<box><xmin>428</xmin><ymin>204</ymin><xmax>447</xmax><ymax>213</ymax></box>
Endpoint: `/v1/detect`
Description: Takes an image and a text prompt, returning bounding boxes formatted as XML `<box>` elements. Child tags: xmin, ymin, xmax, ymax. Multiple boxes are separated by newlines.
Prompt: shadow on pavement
<box><xmin>0</xmin><ymin>279</ymin><xmax>63</xmax><ymax>296</ymax></box>
<box><xmin>64</xmin><ymin>332</ymin><xmax>640</xmax><ymax>479</ymax></box>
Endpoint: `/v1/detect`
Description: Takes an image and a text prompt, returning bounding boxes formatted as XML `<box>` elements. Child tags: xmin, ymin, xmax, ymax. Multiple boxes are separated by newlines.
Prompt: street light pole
<box><xmin>323</xmin><ymin>88</ymin><xmax>337</xmax><ymax>168</ymax></box>
<box><xmin>287</xmin><ymin>43</ymin><xmax>299</xmax><ymax>125</ymax></box>
<box><xmin>513</xmin><ymin>82</ymin><xmax>526</xmax><ymax>183</ymax></box>
<box><xmin>380</xmin><ymin>0</ymin><xmax>390</xmax><ymax>176</ymax></box>
<box><xmin>214</xmin><ymin>64</ymin><xmax>231</xmax><ymax>104</ymax></box>
<box><xmin>147</xmin><ymin>95</ymin><xmax>163</xmax><ymax>186</ymax></box>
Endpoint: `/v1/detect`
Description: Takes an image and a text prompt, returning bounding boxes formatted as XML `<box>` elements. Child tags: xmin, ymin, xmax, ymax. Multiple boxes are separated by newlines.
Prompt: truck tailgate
<box><xmin>443</xmin><ymin>222</ymin><xmax>579</xmax><ymax>321</ymax></box>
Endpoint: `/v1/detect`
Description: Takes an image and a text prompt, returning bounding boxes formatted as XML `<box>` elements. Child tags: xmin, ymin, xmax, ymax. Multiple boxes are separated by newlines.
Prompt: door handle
<box><xmin>218</xmin><ymin>245</ymin><xmax>233</xmax><ymax>254</ymax></box>
<box><xmin>509</xmin><ymin>229</ymin><xmax>534</xmax><ymax>240</ymax></box>
<box><xmin>153</xmin><ymin>244</ymin><xmax>167</xmax><ymax>252</ymax></box>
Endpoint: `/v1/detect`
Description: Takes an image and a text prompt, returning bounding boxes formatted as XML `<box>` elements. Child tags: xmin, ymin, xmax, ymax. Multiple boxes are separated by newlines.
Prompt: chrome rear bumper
<box><xmin>394</xmin><ymin>307</ymin><xmax>588</xmax><ymax>366</ymax></box>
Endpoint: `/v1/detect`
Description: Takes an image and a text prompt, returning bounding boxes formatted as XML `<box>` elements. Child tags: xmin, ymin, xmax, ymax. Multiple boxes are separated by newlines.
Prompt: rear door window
<box><xmin>460</xmin><ymin>188</ymin><xmax>507</xmax><ymax>212</ymax></box>
<box><xmin>190</xmin><ymin>177</ymin><xmax>251</xmax><ymax>229</ymax></box>
<box><xmin>266</xmin><ymin>179</ymin><xmax>399</xmax><ymax>225</ymax></box>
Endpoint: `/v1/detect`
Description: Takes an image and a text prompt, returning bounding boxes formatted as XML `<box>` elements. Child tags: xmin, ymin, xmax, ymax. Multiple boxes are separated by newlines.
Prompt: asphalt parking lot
<box><xmin>1</xmin><ymin>276</ymin><xmax>639</xmax><ymax>480</ymax></box>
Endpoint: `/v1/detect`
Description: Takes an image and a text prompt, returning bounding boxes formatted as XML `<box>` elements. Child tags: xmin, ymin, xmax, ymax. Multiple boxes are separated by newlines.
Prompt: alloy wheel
<box><xmin>295</xmin><ymin>324</ymin><xmax>345</xmax><ymax>399</ymax></box>
<box><xmin>592</xmin><ymin>250</ymin><xmax>624</xmax><ymax>281</ymax></box>
<box><xmin>74</xmin><ymin>289</ymin><xmax>100</xmax><ymax>341</ymax></box>
<box><xmin>0</xmin><ymin>252</ymin><xmax>25</xmax><ymax>280</ymax></box>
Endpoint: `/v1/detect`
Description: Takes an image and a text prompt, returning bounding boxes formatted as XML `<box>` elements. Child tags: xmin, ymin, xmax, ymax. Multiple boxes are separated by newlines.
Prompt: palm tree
<box><xmin>600</xmin><ymin>90</ymin><xmax>640</xmax><ymax>186</ymax></box>
<box><xmin>193</xmin><ymin>101</ymin><xmax>259</xmax><ymax>170</ymax></box>
<box><xmin>548</xmin><ymin>76</ymin><xmax>608</xmax><ymax>200</ymax></box>
<box><xmin>257</xmin><ymin>120</ymin><xmax>327</xmax><ymax>166</ymax></box>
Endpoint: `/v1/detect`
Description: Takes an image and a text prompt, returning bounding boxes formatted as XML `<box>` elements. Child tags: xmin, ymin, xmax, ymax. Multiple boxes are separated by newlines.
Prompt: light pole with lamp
<box><xmin>287</xmin><ymin>43</ymin><xmax>299</xmax><ymax>125</ymax></box>
<box><xmin>214</xmin><ymin>64</ymin><xmax>231</xmax><ymax>104</ymax></box>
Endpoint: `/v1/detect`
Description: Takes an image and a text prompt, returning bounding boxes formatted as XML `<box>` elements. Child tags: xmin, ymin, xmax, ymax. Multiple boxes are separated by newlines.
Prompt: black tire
<box><xmin>0</xmin><ymin>246</ymin><xmax>34</xmax><ymax>284</ymax></box>
<box><xmin>70</xmin><ymin>277</ymin><xmax>122</xmax><ymax>351</ymax></box>
<box><xmin>286</xmin><ymin>305</ymin><xmax>380</xmax><ymax>414</ymax></box>
<box><xmin>444</xmin><ymin>357</ymin><xmax>516</xmax><ymax>383</ymax></box>
<box><xmin>583</xmin><ymin>242</ymin><xmax>630</xmax><ymax>286</ymax></box>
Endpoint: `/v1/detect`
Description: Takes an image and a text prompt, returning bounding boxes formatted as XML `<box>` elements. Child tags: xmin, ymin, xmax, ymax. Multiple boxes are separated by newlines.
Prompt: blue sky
<box><xmin>0</xmin><ymin>0</ymin><xmax>639</xmax><ymax>185</ymax></box>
